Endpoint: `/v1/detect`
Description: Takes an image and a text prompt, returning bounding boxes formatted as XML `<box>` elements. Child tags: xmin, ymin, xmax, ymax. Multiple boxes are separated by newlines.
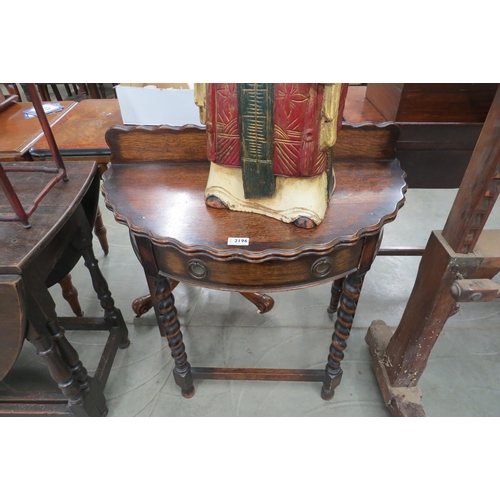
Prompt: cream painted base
<box><xmin>205</xmin><ymin>162</ymin><xmax>334</xmax><ymax>225</ymax></box>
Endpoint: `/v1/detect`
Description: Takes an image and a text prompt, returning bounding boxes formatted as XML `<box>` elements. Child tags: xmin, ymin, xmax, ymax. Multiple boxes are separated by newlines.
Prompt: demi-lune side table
<box><xmin>102</xmin><ymin>124</ymin><xmax>406</xmax><ymax>400</ymax></box>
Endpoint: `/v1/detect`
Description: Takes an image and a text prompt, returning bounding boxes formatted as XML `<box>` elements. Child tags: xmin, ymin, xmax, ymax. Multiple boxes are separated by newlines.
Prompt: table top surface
<box><xmin>30</xmin><ymin>99</ymin><xmax>123</xmax><ymax>159</ymax></box>
<box><xmin>0</xmin><ymin>101</ymin><xmax>77</xmax><ymax>162</ymax></box>
<box><xmin>102</xmin><ymin>159</ymin><xmax>406</xmax><ymax>261</ymax></box>
<box><xmin>0</xmin><ymin>161</ymin><xmax>97</xmax><ymax>274</ymax></box>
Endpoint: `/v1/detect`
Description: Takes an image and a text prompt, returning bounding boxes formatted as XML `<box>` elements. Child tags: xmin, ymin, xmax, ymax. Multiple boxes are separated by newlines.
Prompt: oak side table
<box><xmin>102</xmin><ymin>124</ymin><xmax>406</xmax><ymax>400</ymax></box>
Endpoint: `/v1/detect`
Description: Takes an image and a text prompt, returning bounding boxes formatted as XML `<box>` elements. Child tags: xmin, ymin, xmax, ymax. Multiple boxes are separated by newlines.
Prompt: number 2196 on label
<box><xmin>227</xmin><ymin>237</ymin><xmax>249</xmax><ymax>246</ymax></box>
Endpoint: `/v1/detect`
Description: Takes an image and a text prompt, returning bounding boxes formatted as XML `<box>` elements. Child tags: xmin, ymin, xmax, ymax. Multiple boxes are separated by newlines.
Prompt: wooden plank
<box><xmin>192</xmin><ymin>367</ymin><xmax>324</xmax><ymax>382</ymax></box>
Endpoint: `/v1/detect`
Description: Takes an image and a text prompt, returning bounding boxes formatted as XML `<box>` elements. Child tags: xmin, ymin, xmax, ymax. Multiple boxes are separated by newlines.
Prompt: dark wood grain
<box><xmin>0</xmin><ymin>161</ymin><xmax>129</xmax><ymax>415</ymax></box>
<box><xmin>192</xmin><ymin>367</ymin><xmax>324</xmax><ymax>381</ymax></box>
<box><xmin>0</xmin><ymin>162</ymin><xmax>97</xmax><ymax>274</ymax></box>
<box><xmin>0</xmin><ymin>162</ymin><xmax>96</xmax><ymax>382</ymax></box>
<box><xmin>347</xmin><ymin>85</ymin><xmax>487</xmax><ymax>189</ymax></box>
<box><xmin>106</xmin><ymin>124</ymin><xmax>208</xmax><ymax>163</ymax></box>
<box><xmin>102</xmin><ymin>123</ymin><xmax>406</xmax><ymax>399</ymax></box>
<box><xmin>0</xmin><ymin>276</ymin><xmax>26</xmax><ymax>381</ymax></box>
<box><xmin>103</xmin><ymin>159</ymin><xmax>405</xmax><ymax>268</ymax></box>
<box><xmin>366</xmin><ymin>83</ymin><xmax>498</xmax><ymax>122</ymax></box>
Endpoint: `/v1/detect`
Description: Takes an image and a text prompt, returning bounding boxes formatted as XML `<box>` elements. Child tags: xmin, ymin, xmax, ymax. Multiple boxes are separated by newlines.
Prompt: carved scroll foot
<box><xmin>293</xmin><ymin>216</ymin><xmax>317</xmax><ymax>229</ymax></box>
<box><xmin>59</xmin><ymin>273</ymin><xmax>84</xmax><ymax>317</ymax></box>
<box><xmin>239</xmin><ymin>292</ymin><xmax>275</xmax><ymax>314</ymax></box>
<box><xmin>132</xmin><ymin>280</ymin><xmax>179</xmax><ymax>318</ymax></box>
<box><xmin>132</xmin><ymin>294</ymin><xmax>154</xmax><ymax>317</ymax></box>
<box><xmin>205</xmin><ymin>195</ymin><xmax>228</xmax><ymax>209</ymax></box>
<box><xmin>155</xmin><ymin>275</ymin><xmax>194</xmax><ymax>397</ymax></box>
<box><xmin>322</xmin><ymin>272</ymin><xmax>363</xmax><ymax>400</ymax></box>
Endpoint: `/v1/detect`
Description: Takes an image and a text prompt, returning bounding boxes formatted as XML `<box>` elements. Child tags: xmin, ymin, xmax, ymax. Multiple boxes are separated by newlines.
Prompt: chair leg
<box><xmin>37</xmin><ymin>84</ymin><xmax>51</xmax><ymax>101</ymax></box>
<box><xmin>87</xmin><ymin>84</ymin><xmax>102</xmax><ymax>99</ymax></box>
<box><xmin>78</xmin><ymin>84</ymin><xmax>88</xmax><ymax>98</ymax></box>
<box><xmin>94</xmin><ymin>208</ymin><xmax>109</xmax><ymax>255</ymax></box>
<box><xmin>59</xmin><ymin>273</ymin><xmax>84</xmax><ymax>317</ymax></box>
<box><xmin>50</xmin><ymin>84</ymin><xmax>63</xmax><ymax>101</ymax></box>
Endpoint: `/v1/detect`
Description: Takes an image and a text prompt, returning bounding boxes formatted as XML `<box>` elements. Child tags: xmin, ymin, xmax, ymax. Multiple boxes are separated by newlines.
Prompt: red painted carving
<box><xmin>204</xmin><ymin>83</ymin><xmax>348</xmax><ymax>178</ymax></box>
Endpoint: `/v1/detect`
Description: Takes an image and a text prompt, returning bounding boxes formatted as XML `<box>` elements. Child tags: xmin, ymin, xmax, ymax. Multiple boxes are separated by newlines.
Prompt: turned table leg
<box><xmin>322</xmin><ymin>271</ymin><xmax>364</xmax><ymax>400</ymax></box>
<box><xmin>58</xmin><ymin>273</ymin><xmax>84</xmax><ymax>317</ymax></box>
<box><xmin>132</xmin><ymin>280</ymin><xmax>179</xmax><ymax>318</ymax></box>
<box><xmin>24</xmin><ymin>279</ymin><xmax>96</xmax><ymax>415</ymax></box>
<box><xmin>94</xmin><ymin>208</ymin><xmax>109</xmax><ymax>256</ymax></box>
<box><xmin>71</xmin><ymin>206</ymin><xmax>129</xmax><ymax>350</ymax></box>
<box><xmin>26</xmin><ymin>323</ymin><xmax>87</xmax><ymax>409</ymax></box>
<box><xmin>154</xmin><ymin>275</ymin><xmax>195</xmax><ymax>398</ymax></box>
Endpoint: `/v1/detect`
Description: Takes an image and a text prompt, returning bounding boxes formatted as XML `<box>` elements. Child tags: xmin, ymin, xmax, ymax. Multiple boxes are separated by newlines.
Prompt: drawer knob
<box><xmin>187</xmin><ymin>259</ymin><xmax>210</xmax><ymax>280</ymax></box>
<box><xmin>311</xmin><ymin>257</ymin><xmax>333</xmax><ymax>278</ymax></box>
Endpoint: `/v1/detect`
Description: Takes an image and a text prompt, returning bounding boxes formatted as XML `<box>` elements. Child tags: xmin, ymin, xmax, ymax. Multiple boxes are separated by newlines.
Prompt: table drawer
<box><xmin>153</xmin><ymin>241</ymin><xmax>364</xmax><ymax>292</ymax></box>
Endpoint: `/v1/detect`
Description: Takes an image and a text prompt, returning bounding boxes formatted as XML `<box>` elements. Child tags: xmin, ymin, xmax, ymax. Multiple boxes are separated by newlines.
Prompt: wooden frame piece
<box><xmin>366</xmin><ymin>85</ymin><xmax>500</xmax><ymax>417</ymax></box>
